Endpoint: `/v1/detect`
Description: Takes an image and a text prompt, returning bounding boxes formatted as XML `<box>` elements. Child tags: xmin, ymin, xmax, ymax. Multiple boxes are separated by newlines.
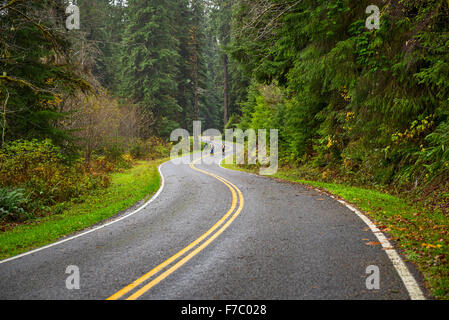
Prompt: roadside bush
<box><xmin>87</xmin><ymin>156</ymin><xmax>115</xmax><ymax>174</ymax></box>
<box><xmin>99</xmin><ymin>142</ymin><xmax>135</xmax><ymax>169</ymax></box>
<box><xmin>0</xmin><ymin>188</ymin><xmax>31</xmax><ymax>222</ymax></box>
<box><xmin>147</xmin><ymin>137</ymin><xmax>171</xmax><ymax>159</ymax></box>
<box><xmin>418</xmin><ymin>121</ymin><xmax>449</xmax><ymax>178</ymax></box>
<box><xmin>130</xmin><ymin>139</ymin><xmax>146</xmax><ymax>159</ymax></box>
<box><xmin>120</xmin><ymin>153</ymin><xmax>134</xmax><ymax>168</ymax></box>
<box><xmin>104</xmin><ymin>142</ymin><xmax>125</xmax><ymax>163</ymax></box>
<box><xmin>128</xmin><ymin>137</ymin><xmax>171</xmax><ymax>160</ymax></box>
<box><xmin>0</xmin><ymin>139</ymin><xmax>109</xmax><ymax>207</ymax></box>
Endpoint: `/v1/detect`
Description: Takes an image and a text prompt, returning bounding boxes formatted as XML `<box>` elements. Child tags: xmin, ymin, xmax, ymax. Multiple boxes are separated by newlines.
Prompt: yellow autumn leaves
<box><xmin>421</xmin><ymin>243</ymin><xmax>443</xmax><ymax>249</ymax></box>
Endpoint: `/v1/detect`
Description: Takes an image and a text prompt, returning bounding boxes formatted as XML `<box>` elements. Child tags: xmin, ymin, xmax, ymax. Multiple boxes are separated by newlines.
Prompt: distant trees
<box><xmin>76</xmin><ymin>0</ymin><xmax>127</xmax><ymax>89</ymax></box>
<box><xmin>119</xmin><ymin>0</ymin><xmax>181</xmax><ymax>137</ymax></box>
<box><xmin>0</xmin><ymin>0</ymin><xmax>240</xmax><ymax>152</ymax></box>
<box><xmin>114</xmin><ymin>0</ymin><xmax>229</xmax><ymax>135</ymax></box>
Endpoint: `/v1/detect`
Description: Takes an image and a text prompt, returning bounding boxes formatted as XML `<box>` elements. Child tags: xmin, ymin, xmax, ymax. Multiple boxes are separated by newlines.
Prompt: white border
<box><xmin>0</xmin><ymin>161</ymin><xmax>170</xmax><ymax>265</ymax></box>
<box><xmin>219</xmin><ymin>157</ymin><xmax>426</xmax><ymax>300</ymax></box>
<box><xmin>333</xmin><ymin>196</ymin><xmax>426</xmax><ymax>300</ymax></box>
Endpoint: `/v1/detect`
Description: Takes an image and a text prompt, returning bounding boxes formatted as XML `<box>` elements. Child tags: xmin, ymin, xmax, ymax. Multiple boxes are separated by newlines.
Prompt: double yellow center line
<box><xmin>107</xmin><ymin>155</ymin><xmax>244</xmax><ymax>300</ymax></box>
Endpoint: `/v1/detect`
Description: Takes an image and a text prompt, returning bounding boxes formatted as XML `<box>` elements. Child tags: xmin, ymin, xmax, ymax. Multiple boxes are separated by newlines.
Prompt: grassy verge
<box><xmin>0</xmin><ymin>159</ymin><xmax>166</xmax><ymax>260</ymax></box>
<box><xmin>222</xmin><ymin>160</ymin><xmax>448</xmax><ymax>300</ymax></box>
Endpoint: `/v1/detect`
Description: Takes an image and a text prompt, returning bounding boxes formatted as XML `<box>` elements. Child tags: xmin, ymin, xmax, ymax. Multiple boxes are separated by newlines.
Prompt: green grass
<box><xmin>0</xmin><ymin>159</ymin><xmax>166</xmax><ymax>260</ymax></box>
<box><xmin>222</xmin><ymin>160</ymin><xmax>449</xmax><ymax>300</ymax></box>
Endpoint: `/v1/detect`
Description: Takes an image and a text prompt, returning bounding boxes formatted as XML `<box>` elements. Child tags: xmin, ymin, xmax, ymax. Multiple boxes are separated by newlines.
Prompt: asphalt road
<box><xmin>0</xmin><ymin>144</ymin><xmax>426</xmax><ymax>300</ymax></box>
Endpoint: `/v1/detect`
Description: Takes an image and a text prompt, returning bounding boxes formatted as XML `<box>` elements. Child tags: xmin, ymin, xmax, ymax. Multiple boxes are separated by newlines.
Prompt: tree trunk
<box><xmin>193</xmin><ymin>45</ymin><xmax>199</xmax><ymax>121</ymax></box>
<box><xmin>1</xmin><ymin>89</ymin><xmax>9</xmax><ymax>149</ymax></box>
<box><xmin>223</xmin><ymin>53</ymin><xmax>229</xmax><ymax>128</ymax></box>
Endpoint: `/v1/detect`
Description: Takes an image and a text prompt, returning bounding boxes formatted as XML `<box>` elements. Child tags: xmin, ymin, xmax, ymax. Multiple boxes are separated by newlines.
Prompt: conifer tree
<box><xmin>119</xmin><ymin>0</ymin><xmax>181</xmax><ymax>137</ymax></box>
<box><xmin>0</xmin><ymin>0</ymin><xmax>90</xmax><ymax>147</ymax></box>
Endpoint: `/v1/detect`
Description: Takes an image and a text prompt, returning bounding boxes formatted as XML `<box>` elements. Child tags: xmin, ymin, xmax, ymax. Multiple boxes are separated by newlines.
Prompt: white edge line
<box><xmin>0</xmin><ymin>160</ymin><xmax>170</xmax><ymax>265</ymax></box>
<box><xmin>325</xmin><ymin>190</ymin><xmax>426</xmax><ymax>300</ymax></box>
<box><xmin>218</xmin><ymin>156</ymin><xmax>425</xmax><ymax>300</ymax></box>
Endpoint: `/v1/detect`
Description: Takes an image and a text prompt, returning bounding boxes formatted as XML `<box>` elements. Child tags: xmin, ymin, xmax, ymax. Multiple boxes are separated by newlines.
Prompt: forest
<box><xmin>229</xmin><ymin>0</ymin><xmax>449</xmax><ymax>210</ymax></box>
<box><xmin>0</xmin><ymin>0</ymin><xmax>448</xmax><ymax>298</ymax></box>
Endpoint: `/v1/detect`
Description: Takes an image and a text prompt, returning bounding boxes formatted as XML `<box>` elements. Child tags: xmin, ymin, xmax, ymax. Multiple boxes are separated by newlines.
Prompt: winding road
<box><xmin>0</xmin><ymin>142</ymin><xmax>426</xmax><ymax>300</ymax></box>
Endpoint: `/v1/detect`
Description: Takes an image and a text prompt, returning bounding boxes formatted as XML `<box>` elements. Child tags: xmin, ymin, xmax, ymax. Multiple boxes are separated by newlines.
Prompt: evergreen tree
<box><xmin>173</xmin><ymin>0</ymin><xmax>194</xmax><ymax>129</ymax></box>
<box><xmin>229</xmin><ymin>0</ymin><xmax>449</xmax><ymax>188</ymax></box>
<box><xmin>211</xmin><ymin>0</ymin><xmax>232</xmax><ymax>127</ymax></box>
<box><xmin>76</xmin><ymin>0</ymin><xmax>127</xmax><ymax>90</ymax></box>
<box><xmin>119</xmin><ymin>0</ymin><xmax>181</xmax><ymax>137</ymax></box>
<box><xmin>0</xmin><ymin>0</ymin><xmax>90</xmax><ymax>148</ymax></box>
<box><xmin>202</xmin><ymin>7</ymin><xmax>223</xmax><ymax>129</ymax></box>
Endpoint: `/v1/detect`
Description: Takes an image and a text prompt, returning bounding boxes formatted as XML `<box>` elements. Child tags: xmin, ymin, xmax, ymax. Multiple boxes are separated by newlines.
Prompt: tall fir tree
<box><xmin>0</xmin><ymin>0</ymin><xmax>90</xmax><ymax>148</ymax></box>
<box><xmin>119</xmin><ymin>0</ymin><xmax>181</xmax><ymax>137</ymax></box>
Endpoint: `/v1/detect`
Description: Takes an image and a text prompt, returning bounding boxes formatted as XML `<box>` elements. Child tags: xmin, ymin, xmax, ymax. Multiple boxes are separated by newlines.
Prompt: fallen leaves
<box><xmin>378</xmin><ymin>225</ymin><xmax>390</xmax><ymax>232</ymax></box>
<box><xmin>421</xmin><ymin>243</ymin><xmax>443</xmax><ymax>249</ymax></box>
<box><xmin>365</xmin><ymin>241</ymin><xmax>382</xmax><ymax>246</ymax></box>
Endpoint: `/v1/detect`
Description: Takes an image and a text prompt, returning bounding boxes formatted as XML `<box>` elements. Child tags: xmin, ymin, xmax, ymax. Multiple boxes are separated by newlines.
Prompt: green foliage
<box><xmin>104</xmin><ymin>142</ymin><xmax>125</xmax><ymax>164</ymax></box>
<box><xmin>0</xmin><ymin>188</ymin><xmax>30</xmax><ymax>222</ymax></box>
<box><xmin>0</xmin><ymin>139</ymin><xmax>109</xmax><ymax>207</ymax></box>
<box><xmin>229</xmin><ymin>0</ymin><xmax>449</xmax><ymax>208</ymax></box>
<box><xmin>146</xmin><ymin>136</ymin><xmax>172</xmax><ymax>160</ymax></box>
<box><xmin>119</xmin><ymin>0</ymin><xmax>180</xmax><ymax>135</ymax></box>
<box><xmin>77</xmin><ymin>0</ymin><xmax>127</xmax><ymax>90</ymax></box>
<box><xmin>129</xmin><ymin>137</ymin><xmax>171</xmax><ymax>160</ymax></box>
<box><xmin>115</xmin><ymin>0</ymin><xmax>232</xmax><ymax>134</ymax></box>
<box><xmin>421</xmin><ymin>121</ymin><xmax>449</xmax><ymax>174</ymax></box>
<box><xmin>130</xmin><ymin>139</ymin><xmax>147</xmax><ymax>159</ymax></box>
<box><xmin>0</xmin><ymin>0</ymin><xmax>90</xmax><ymax>147</ymax></box>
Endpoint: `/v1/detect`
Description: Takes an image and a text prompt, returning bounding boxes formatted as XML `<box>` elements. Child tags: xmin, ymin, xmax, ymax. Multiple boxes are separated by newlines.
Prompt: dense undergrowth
<box><xmin>0</xmin><ymin>138</ymin><xmax>171</xmax><ymax>226</ymax></box>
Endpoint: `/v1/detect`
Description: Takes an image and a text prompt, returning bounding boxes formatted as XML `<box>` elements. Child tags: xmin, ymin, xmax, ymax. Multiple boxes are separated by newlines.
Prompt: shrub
<box><xmin>0</xmin><ymin>139</ymin><xmax>109</xmax><ymax>207</ymax></box>
<box><xmin>419</xmin><ymin>121</ymin><xmax>449</xmax><ymax>176</ymax></box>
<box><xmin>104</xmin><ymin>142</ymin><xmax>125</xmax><ymax>163</ymax></box>
<box><xmin>130</xmin><ymin>139</ymin><xmax>146</xmax><ymax>159</ymax></box>
<box><xmin>128</xmin><ymin>137</ymin><xmax>171</xmax><ymax>160</ymax></box>
<box><xmin>0</xmin><ymin>188</ymin><xmax>30</xmax><ymax>222</ymax></box>
<box><xmin>87</xmin><ymin>156</ymin><xmax>116</xmax><ymax>174</ymax></box>
<box><xmin>147</xmin><ymin>136</ymin><xmax>171</xmax><ymax>159</ymax></box>
<box><xmin>120</xmin><ymin>153</ymin><xmax>134</xmax><ymax>169</ymax></box>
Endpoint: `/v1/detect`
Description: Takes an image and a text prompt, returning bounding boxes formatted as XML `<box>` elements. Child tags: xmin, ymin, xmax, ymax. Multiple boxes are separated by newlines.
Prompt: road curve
<box><xmin>0</xmin><ymin>146</ymin><xmax>426</xmax><ymax>300</ymax></box>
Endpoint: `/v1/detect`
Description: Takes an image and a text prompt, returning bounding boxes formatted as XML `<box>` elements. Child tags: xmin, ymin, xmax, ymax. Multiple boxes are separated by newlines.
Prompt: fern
<box><xmin>0</xmin><ymin>188</ymin><xmax>30</xmax><ymax>221</ymax></box>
